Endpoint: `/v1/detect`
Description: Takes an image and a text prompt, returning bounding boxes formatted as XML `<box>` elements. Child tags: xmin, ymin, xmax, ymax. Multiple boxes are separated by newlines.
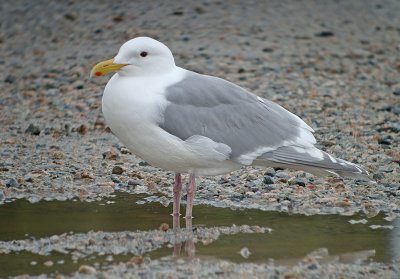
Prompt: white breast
<box><xmin>102</xmin><ymin>68</ymin><xmax>240</xmax><ymax>175</ymax></box>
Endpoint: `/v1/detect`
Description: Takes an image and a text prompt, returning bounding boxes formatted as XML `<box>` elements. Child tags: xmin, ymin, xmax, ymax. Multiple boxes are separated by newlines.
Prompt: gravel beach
<box><xmin>0</xmin><ymin>0</ymin><xmax>399</xmax><ymax>277</ymax></box>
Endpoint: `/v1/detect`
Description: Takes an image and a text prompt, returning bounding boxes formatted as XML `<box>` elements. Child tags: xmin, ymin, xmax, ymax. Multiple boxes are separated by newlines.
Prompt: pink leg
<box><xmin>172</xmin><ymin>173</ymin><xmax>182</xmax><ymax>256</ymax></box>
<box><xmin>172</xmin><ymin>173</ymin><xmax>182</xmax><ymax>229</ymax></box>
<box><xmin>185</xmin><ymin>174</ymin><xmax>196</xmax><ymax>219</ymax></box>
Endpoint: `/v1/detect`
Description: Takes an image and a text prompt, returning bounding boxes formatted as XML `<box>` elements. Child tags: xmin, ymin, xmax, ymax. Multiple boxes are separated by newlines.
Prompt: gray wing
<box><xmin>159</xmin><ymin>71</ymin><xmax>316</xmax><ymax>165</ymax></box>
<box><xmin>254</xmin><ymin>146</ymin><xmax>369</xmax><ymax>179</ymax></box>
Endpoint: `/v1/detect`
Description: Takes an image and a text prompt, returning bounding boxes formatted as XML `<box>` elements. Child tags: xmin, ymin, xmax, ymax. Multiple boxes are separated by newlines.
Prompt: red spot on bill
<box><xmin>95</xmin><ymin>71</ymin><xmax>103</xmax><ymax>76</ymax></box>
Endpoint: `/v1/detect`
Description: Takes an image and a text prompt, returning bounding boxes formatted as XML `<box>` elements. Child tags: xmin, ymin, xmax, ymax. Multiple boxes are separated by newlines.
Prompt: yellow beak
<box><xmin>90</xmin><ymin>58</ymin><xmax>128</xmax><ymax>77</ymax></box>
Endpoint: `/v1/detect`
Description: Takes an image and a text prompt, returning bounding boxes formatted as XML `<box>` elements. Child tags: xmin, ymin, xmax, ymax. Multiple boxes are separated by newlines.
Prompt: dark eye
<box><xmin>140</xmin><ymin>51</ymin><xmax>148</xmax><ymax>57</ymax></box>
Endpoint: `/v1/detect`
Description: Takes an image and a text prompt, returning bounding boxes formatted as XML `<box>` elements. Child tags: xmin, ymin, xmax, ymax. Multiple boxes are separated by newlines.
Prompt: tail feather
<box><xmin>253</xmin><ymin>146</ymin><xmax>370</xmax><ymax>180</ymax></box>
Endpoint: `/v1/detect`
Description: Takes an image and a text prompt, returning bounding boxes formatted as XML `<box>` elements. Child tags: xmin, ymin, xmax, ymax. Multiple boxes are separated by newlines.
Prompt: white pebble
<box><xmin>369</xmin><ymin>225</ymin><xmax>394</xmax><ymax>230</ymax></box>
<box><xmin>159</xmin><ymin>196</ymin><xmax>170</xmax><ymax>207</ymax></box>
<box><xmin>239</xmin><ymin>247</ymin><xmax>251</xmax><ymax>258</ymax></box>
<box><xmin>43</xmin><ymin>260</ymin><xmax>54</xmax><ymax>267</ymax></box>
<box><xmin>348</xmin><ymin>219</ymin><xmax>368</xmax><ymax>224</ymax></box>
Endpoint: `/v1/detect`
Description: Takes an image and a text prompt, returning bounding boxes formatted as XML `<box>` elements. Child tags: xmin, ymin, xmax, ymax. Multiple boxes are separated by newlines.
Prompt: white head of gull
<box><xmin>91</xmin><ymin>37</ymin><xmax>369</xmax><ymax>224</ymax></box>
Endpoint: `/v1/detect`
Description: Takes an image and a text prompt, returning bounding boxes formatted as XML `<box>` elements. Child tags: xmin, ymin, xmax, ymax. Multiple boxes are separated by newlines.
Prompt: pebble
<box><xmin>43</xmin><ymin>260</ymin><xmax>54</xmax><ymax>267</ymax></box>
<box><xmin>378</xmin><ymin>138</ymin><xmax>391</xmax><ymax>145</ymax></box>
<box><xmin>78</xmin><ymin>265</ymin><xmax>96</xmax><ymax>274</ymax></box>
<box><xmin>112</xmin><ymin>15</ymin><xmax>124</xmax><ymax>22</ymax></box>
<box><xmin>246</xmin><ymin>174</ymin><xmax>257</xmax><ymax>181</ymax></box>
<box><xmin>103</xmin><ymin>149</ymin><xmax>119</xmax><ymax>160</ymax></box>
<box><xmin>384</xmin><ymin>213</ymin><xmax>397</xmax><ymax>222</ymax></box>
<box><xmin>263</xmin><ymin>176</ymin><xmax>274</xmax><ymax>185</ymax></box>
<box><xmin>264</xmin><ymin>168</ymin><xmax>276</xmax><ymax>177</ymax></box>
<box><xmin>372</xmin><ymin>173</ymin><xmax>385</xmax><ymax>180</ymax></box>
<box><xmin>264</xmin><ymin>185</ymin><xmax>275</xmax><ymax>192</ymax></box>
<box><xmin>275</xmin><ymin>171</ymin><xmax>289</xmax><ymax>179</ymax></box>
<box><xmin>159</xmin><ymin>196</ymin><xmax>170</xmax><ymax>207</ymax></box>
<box><xmin>288</xmin><ymin>178</ymin><xmax>306</xmax><ymax>187</ymax></box>
<box><xmin>50</xmin><ymin>235</ymin><xmax>59</xmax><ymax>242</ymax></box>
<box><xmin>120</xmin><ymin>147</ymin><xmax>132</xmax><ymax>154</ymax></box>
<box><xmin>315</xmin><ymin>31</ymin><xmax>334</xmax><ymax>37</ymax></box>
<box><xmin>112</xmin><ymin>166</ymin><xmax>124</xmax><ymax>175</ymax></box>
<box><xmin>94</xmin><ymin>118</ymin><xmax>106</xmax><ymax>129</ymax></box>
<box><xmin>369</xmin><ymin>225</ymin><xmax>394</xmax><ymax>230</ymax></box>
<box><xmin>128</xmin><ymin>179</ymin><xmax>143</xmax><ymax>186</ymax></box>
<box><xmin>4</xmin><ymin>75</ymin><xmax>15</xmax><ymax>83</ymax></box>
<box><xmin>159</xmin><ymin>223</ymin><xmax>169</xmax><ymax>232</ymax></box>
<box><xmin>348</xmin><ymin>219</ymin><xmax>368</xmax><ymax>224</ymax></box>
<box><xmin>239</xmin><ymin>247</ymin><xmax>251</xmax><ymax>258</ymax></box>
<box><xmin>128</xmin><ymin>256</ymin><xmax>144</xmax><ymax>266</ymax></box>
<box><xmin>388</xmin><ymin>122</ymin><xmax>400</xmax><ymax>132</ymax></box>
<box><xmin>24</xmin><ymin>175</ymin><xmax>33</xmax><ymax>182</ymax></box>
<box><xmin>110</xmin><ymin>175</ymin><xmax>121</xmax><ymax>183</ymax></box>
<box><xmin>25</xmin><ymin>124</ymin><xmax>41</xmax><ymax>135</ymax></box>
<box><xmin>28</xmin><ymin>196</ymin><xmax>41</xmax><ymax>203</ymax></box>
<box><xmin>64</xmin><ymin>13</ymin><xmax>77</xmax><ymax>21</ymax></box>
<box><xmin>6</xmin><ymin>178</ymin><xmax>19</xmax><ymax>188</ymax></box>
<box><xmin>76</xmin><ymin>124</ymin><xmax>88</xmax><ymax>135</ymax></box>
<box><xmin>81</xmin><ymin>171</ymin><xmax>95</xmax><ymax>179</ymax></box>
<box><xmin>378</xmin><ymin>166</ymin><xmax>393</xmax><ymax>173</ymax></box>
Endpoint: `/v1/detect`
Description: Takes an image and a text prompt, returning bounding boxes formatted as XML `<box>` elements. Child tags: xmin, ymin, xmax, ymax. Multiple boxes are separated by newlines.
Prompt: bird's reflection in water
<box><xmin>172</xmin><ymin>214</ymin><xmax>196</xmax><ymax>259</ymax></box>
<box><xmin>184</xmin><ymin>217</ymin><xmax>196</xmax><ymax>259</ymax></box>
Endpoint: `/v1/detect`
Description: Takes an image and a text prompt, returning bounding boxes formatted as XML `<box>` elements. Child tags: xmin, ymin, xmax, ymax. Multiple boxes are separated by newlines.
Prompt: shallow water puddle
<box><xmin>0</xmin><ymin>193</ymin><xmax>398</xmax><ymax>277</ymax></box>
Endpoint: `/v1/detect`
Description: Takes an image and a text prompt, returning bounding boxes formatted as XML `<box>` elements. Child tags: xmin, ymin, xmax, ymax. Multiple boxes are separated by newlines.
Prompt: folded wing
<box><xmin>159</xmin><ymin>70</ymin><xmax>368</xmax><ymax>178</ymax></box>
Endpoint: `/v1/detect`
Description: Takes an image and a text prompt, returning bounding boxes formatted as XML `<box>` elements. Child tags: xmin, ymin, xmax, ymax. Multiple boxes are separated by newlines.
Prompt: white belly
<box><xmin>101</xmin><ymin>71</ymin><xmax>240</xmax><ymax>176</ymax></box>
